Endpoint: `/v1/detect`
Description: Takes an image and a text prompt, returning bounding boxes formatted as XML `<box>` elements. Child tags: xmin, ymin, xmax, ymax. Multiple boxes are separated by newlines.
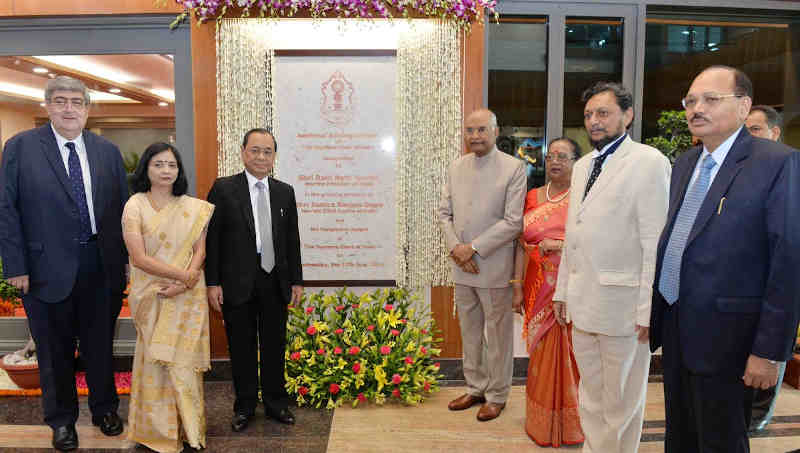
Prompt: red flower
<box><xmin>298</xmin><ymin>386</ymin><xmax>309</xmax><ymax>395</ymax></box>
<box><xmin>316</xmin><ymin>348</ymin><xmax>325</xmax><ymax>355</ymax></box>
<box><xmin>352</xmin><ymin>304</ymin><xmax>360</xmax><ymax>309</ymax></box>
<box><xmin>405</xmin><ymin>356</ymin><xmax>414</xmax><ymax>364</ymax></box>
<box><xmin>287</xmin><ymin>304</ymin><xmax>294</xmax><ymax>309</ymax></box>
<box><xmin>290</xmin><ymin>351</ymin><xmax>301</xmax><ymax>361</ymax></box>
<box><xmin>357</xmin><ymin>392</ymin><xmax>367</xmax><ymax>403</ymax></box>
<box><xmin>421</xmin><ymin>329</ymin><xmax>428</xmax><ymax>334</ymax></box>
<box><xmin>348</xmin><ymin>346</ymin><xmax>361</xmax><ymax>355</ymax></box>
<box><xmin>420</xmin><ymin>346</ymin><xmax>428</xmax><ymax>355</ymax></box>
<box><xmin>306</xmin><ymin>325</ymin><xmax>317</xmax><ymax>335</ymax></box>
<box><xmin>334</xmin><ymin>346</ymin><xmax>343</xmax><ymax>355</ymax></box>
<box><xmin>335</xmin><ymin>305</ymin><xmax>345</xmax><ymax>312</ymax></box>
<box><xmin>334</xmin><ymin>328</ymin><xmax>344</xmax><ymax>335</ymax></box>
<box><xmin>423</xmin><ymin>381</ymin><xmax>431</xmax><ymax>392</ymax></box>
<box><xmin>367</xmin><ymin>325</ymin><xmax>375</xmax><ymax>331</ymax></box>
<box><xmin>384</xmin><ymin>304</ymin><xmax>394</xmax><ymax>311</ymax></box>
<box><xmin>380</xmin><ymin>345</ymin><xmax>391</xmax><ymax>355</ymax></box>
<box><xmin>305</xmin><ymin>306</ymin><xmax>314</xmax><ymax>314</ymax></box>
<box><xmin>352</xmin><ymin>362</ymin><xmax>361</xmax><ymax>374</ymax></box>
<box><xmin>433</xmin><ymin>362</ymin><xmax>441</xmax><ymax>369</ymax></box>
<box><xmin>400</xmin><ymin>319</ymin><xmax>407</xmax><ymax>324</ymax></box>
<box><xmin>392</xmin><ymin>389</ymin><xmax>401</xmax><ymax>397</ymax></box>
<box><xmin>392</xmin><ymin>373</ymin><xmax>402</xmax><ymax>384</ymax></box>
<box><xmin>390</xmin><ymin>329</ymin><xmax>400</xmax><ymax>337</ymax></box>
<box><xmin>329</xmin><ymin>383</ymin><xmax>340</xmax><ymax>395</ymax></box>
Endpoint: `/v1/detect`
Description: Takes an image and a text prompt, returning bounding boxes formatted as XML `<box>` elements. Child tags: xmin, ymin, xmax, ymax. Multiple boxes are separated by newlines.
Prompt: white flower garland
<box><xmin>216</xmin><ymin>18</ymin><xmax>461</xmax><ymax>289</ymax></box>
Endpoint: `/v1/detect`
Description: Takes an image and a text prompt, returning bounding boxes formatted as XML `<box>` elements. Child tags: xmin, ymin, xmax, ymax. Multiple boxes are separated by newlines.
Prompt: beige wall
<box><xmin>0</xmin><ymin>104</ymin><xmax>37</xmax><ymax>149</ymax></box>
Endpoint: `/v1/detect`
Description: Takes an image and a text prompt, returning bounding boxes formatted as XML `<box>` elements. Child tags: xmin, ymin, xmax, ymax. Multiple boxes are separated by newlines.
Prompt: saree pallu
<box><xmin>522</xmin><ymin>190</ymin><xmax>584</xmax><ymax>447</ymax></box>
<box><xmin>123</xmin><ymin>194</ymin><xmax>214</xmax><ymax>453</ymax></box>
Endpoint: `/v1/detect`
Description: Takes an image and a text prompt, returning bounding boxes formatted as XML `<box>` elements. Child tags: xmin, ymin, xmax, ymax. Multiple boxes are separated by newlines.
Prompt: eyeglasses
<box><xmin>545</xmin><ymin>153</ymin><xmax>574</xmax><ymax>163</ymax></box>
<box><xmin>465</xmin><ymin>126</ymin><xmax>491</xmax><ymax>136</ymax></box>
<box><xmin>48</xmin><ymin>97</ymin><xmax>87</xmax><ymax>110</ymax></box>
<box><xmin>681</xmin><ymin>93</ymin><xmax>743</xmax><ymax>110</ymax></box>
<box><xmin>245</xmin><ymin>148</ymin><xmax>274</xmax><ymax>158</ymax></box>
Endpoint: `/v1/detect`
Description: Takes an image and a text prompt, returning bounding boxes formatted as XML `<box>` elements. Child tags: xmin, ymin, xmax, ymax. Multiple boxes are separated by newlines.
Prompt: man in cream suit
<box><xmin>553</xmin><ymin>82</ymin><xmax>670</xmax><ymax>452</ymax></box>
<box><xmin>438</xmin><ymin>109</ymin><xmax>526</xmax><ymax>422</ymax></box>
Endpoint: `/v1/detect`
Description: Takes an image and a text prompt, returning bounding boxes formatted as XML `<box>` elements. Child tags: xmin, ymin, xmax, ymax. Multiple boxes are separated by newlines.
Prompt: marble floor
<box><xmin>0</xmin><ymin>381</ymin><xmax>797</xmax><ymax>452</ymax></box>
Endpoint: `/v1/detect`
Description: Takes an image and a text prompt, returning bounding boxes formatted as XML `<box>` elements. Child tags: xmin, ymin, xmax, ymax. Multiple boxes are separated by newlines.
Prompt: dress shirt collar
<box><xmin>590</xmin><ymin>133</ymin><xmax>627</xmax><ymax>159</ymax></box>
<box><xmin>245</xmin><ymin>169</ymin><xmax>270</xmax><ymax>192</ymax></box>
<box><xmin>701</xmin><ymin>125</ymin><xmax>742</xmax><ymax>167</ymax></box>
<box><xmin>51</xmin><ymin>124</ymin><xmax>86</xmax><ymax>154</ymax></box>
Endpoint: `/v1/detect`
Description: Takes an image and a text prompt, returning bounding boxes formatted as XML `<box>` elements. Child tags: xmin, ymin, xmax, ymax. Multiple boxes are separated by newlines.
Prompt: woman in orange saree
<box><xmin>512</xmin><ymin>137</ymin><xmax>583</xmax><ymax>447</ymax></box>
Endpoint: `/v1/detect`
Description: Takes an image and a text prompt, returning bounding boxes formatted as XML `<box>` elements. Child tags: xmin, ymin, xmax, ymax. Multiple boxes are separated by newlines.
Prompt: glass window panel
<box><xmin>488</xmin><ymin>17</ymin><xmax>548</xmax><ymax>189</ymax></box>
<box><xmin>563</xmin><ymin>18</ymin><xmax>624</xmax><ymax>153</ymax></box>
<box><xmin>644</xmin><ymin>19</ymin><xmax>800</xmax><ymax>153</ymax></box>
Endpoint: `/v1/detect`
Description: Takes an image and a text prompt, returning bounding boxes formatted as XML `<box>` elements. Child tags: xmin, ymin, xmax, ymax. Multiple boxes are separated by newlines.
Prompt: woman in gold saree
<box><xmin>122</xmin><ymin>143</ymin><xmax>214</xmax><ymax>452</ymax></box>
<box><xmin>512</xmin><ymin>137</ymin><xmax>583</xmax><ymax>447</ymax></box>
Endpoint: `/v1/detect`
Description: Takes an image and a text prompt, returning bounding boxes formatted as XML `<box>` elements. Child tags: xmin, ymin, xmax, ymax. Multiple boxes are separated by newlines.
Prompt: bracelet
<box><xmin>509</xmin><ymin>279</ymin><xmax>523</xmax><ymax>284</ymax></box>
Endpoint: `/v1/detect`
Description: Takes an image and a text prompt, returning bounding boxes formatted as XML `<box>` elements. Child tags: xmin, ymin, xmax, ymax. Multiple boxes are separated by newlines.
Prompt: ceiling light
<box><xmin>150</xmin><ymin>88</ymin><xmax>175</xmax><ymax>102</ymax></box>
<box><xmin>34</xmin><ymin>56</ymin><xmax>135</xmax><ymax>83</ymax></box>
<box><xmin>158</xmin><ymin>101</ymin><xmax>168</xmax><ymax>107</ymax></box>
<box><xmin>0</xmin><ymin>82</ymin><xmax>44</xmax><ymax>100</ymax></box>
<box><xmin>32</xmin><ymin>67</ymin><xmax>48</xmax><ymax>74</ymax></box>
<box><xmin>109</xmin><ymin>88</ymin><xmax>121</xmax><ymax>94</ymax></box>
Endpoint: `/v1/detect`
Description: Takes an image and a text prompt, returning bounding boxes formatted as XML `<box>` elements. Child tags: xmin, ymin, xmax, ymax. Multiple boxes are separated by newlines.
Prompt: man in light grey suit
<box><xmin>553</xmin><ymin>82</ymin><xmax>670</xmax><ymax>452</ymax></box>
<box><xmin>438</xmin><ymin>109</ymin><xmax>526</xmax><ymax>422</ymax></box>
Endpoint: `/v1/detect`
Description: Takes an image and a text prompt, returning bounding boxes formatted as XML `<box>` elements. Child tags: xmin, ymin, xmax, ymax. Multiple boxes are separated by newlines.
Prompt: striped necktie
<box><xmin>658</xmin><ymin>154</ymin><xmax>717</xmax><ymax>304</ymax></box>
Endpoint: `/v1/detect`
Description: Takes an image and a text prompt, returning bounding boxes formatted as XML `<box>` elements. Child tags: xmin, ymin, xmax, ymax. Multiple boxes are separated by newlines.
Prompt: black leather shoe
<box><xmin>266</xmin><ymin>407</ymin><xmax>295</xmax><ymax>425</ymax></box>
<box><xmin>52</xmin><ymin>425</ymin><xmax>78</xmax><ymax>451</ymax></box>
<box><xmin>92</xmin><ymin>411</ymin><xmax>123</xmax><ymax>436</ymax></box>
<box><xmin>231</xmin><ymin>413</ymin><xmax>253</xmax><ymax>432</ymax></box>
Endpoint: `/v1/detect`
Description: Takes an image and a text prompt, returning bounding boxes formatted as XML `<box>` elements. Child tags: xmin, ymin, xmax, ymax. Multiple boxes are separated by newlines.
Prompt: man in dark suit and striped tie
<box><xmin>0</xmin><ymin>76</ymin><xmax>129</xmax><ymax>451</ymax></box>
<box><xmin>650</xmin><ymin>66</ymin><xmax>800</xmax><ymax>453</ymax></box>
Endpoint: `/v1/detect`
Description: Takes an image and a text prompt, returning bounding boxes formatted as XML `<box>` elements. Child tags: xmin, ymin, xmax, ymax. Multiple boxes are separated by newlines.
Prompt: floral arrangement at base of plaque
<box><xmin>285</xmin><ymin>287</ymin><xmax>442</xmax><ymax>408</ymax></box>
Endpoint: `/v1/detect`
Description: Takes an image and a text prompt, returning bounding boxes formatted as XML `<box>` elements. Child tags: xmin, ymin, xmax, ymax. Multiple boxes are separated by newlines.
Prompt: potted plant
<box><xmin>0</xmin><ymin>257</ymin><xmax>40</xmax><ymax>388</ymax></box>
<box><xmin>644</xmin><ymin>110</ymin><xmax>694</xmax><ymax>164</ymax></box>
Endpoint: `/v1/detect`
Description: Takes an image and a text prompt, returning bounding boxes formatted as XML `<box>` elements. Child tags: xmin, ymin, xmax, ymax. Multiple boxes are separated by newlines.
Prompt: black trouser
<box><xmin>23</xmin><ymin>241</ymin><xmax>120</xmax><ymax>429</ymax></box>
<box><xmin>661</xmin><ymin>302</ymin><xmax>754</xmax><ymax>453</ymax></box>
<box><xmin>222</xmin><ymin>269</ymin><xmax>289</xmax><ymax>416</ymax></box>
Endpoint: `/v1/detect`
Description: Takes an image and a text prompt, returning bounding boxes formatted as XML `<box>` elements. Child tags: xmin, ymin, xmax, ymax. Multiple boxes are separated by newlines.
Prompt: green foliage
<box><xmin>122</xmin><ymin>151</ymin><xmax>141</xmax><ymax>174</ymax></box>
<box><xmin>0</xmin><ymin>257</ymin><xmax>20</xmax><ymax>302</ymax></box>
<box><xmin>644</xmin><ymin>110</ymin><xmax>694</xmax><ymax>164</ymax></box>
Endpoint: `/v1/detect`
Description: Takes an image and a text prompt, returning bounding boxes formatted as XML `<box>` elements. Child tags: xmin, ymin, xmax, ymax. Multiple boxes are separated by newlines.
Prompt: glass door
<box><xmin>490</xmin><ymin>2</ymin><xmax>641</xmax><ymax>158</ymax></box>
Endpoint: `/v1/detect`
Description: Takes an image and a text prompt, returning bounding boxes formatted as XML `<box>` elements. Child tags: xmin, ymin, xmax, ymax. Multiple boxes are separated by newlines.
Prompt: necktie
<box><xmin>583</xmin><ymin>135</ymin><xmax>625</xmax><ymax>200</ymax></box>
<box><xmin>583</xmin><ymin>153</ymin><xmax>611</xmax><ymax>200</ymax></box>
<box><xmin>256</xmin><ymin>181</ymin><xmax>275</xmax><ymax>273</ymax></box>
<box><xmin>658</xmin><ymin>154</ymin><xmax>717</xmax><ymax>304</ymax></box>
<box><xmin>66</xmin><ymin>142</ymin><xmax>92</xmax><ymax>242</ymax></box>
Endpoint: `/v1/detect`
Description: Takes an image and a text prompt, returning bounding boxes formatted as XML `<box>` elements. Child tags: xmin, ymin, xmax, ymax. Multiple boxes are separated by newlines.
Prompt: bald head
<box><xmin>464</xmin><ymin>109</ymin><xmax>499</xmax><ymax>156</ymax></box>
<box><xmin>685</xmin><ymin>66</ymin><xmax>753</xmax><ymax>152</ymax></box>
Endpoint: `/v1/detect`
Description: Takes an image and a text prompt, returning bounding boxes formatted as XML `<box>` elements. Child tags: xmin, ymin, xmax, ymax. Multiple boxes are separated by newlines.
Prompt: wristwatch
<box><xmin>470</xmin><ymin>244</ymin><xmax>478</xmax><ymax>253</ymax></box>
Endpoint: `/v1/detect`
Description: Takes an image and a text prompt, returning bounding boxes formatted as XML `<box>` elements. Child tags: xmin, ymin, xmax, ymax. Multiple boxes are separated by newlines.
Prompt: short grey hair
<box><xmin>45</xmin><ymin>76</ymin><xmax>90</xmax><ymax>105</ymax></box>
